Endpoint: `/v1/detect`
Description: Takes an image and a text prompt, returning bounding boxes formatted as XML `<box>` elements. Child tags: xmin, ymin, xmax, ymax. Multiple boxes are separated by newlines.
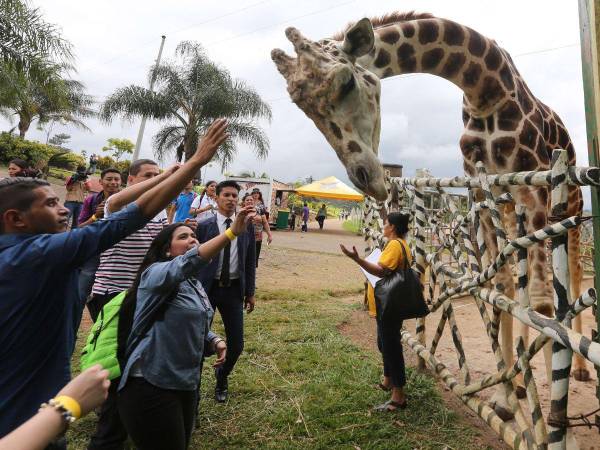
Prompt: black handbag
<box><xmin>374</xmin><ymin>240</ymin><xmax>429</xmax><ymax>322</ymax></box>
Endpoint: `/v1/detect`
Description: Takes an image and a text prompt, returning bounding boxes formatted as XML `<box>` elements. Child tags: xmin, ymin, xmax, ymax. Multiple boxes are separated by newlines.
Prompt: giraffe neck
<box><xmin>356</xmin><ymin>18</ymin><xmax>518</xmax><ymax>117</ymax></box>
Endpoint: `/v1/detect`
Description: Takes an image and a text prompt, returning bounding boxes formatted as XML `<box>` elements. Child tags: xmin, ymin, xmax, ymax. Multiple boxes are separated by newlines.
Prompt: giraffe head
<box><xmin>271</xmin><ymin>19</ymin><xmax>388</xmax><ymax>201</ymax></box>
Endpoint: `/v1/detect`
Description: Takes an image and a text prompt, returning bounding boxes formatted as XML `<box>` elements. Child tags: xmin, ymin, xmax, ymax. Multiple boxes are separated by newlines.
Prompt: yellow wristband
<box><xmin>225</xmin><ymin>228</ymin><xmax>237</xmax><ymax>241</ymax></box>
<box><xmin>54</xmin><ymin>395</ymin><xmax>81</xmax><ymax>420</ymax></box>
<box><xmin>91</xmin><ymin>215</ymin><xmax>97</xmax><ymax>222</ymax></box>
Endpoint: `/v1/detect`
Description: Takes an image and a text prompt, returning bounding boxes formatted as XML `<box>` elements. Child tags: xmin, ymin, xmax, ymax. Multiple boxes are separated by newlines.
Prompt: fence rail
<box><xmin>362</xmin><ymin>149</ymin><xmax>600</xmax><ymax>449</ymax></box>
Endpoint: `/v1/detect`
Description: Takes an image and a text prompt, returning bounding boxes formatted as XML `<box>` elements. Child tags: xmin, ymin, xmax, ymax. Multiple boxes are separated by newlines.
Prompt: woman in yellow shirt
<box><xmin>340</xmin><ymin>212</ymin><xmax>411</xmax><ymax>412</ymax></box>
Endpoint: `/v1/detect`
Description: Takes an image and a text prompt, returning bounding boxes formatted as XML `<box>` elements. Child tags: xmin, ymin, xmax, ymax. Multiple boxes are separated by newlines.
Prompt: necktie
<box><xmin>219</xmin><ymin>218</ymin><xmax>232</xmax><ymax>287</ymax></box>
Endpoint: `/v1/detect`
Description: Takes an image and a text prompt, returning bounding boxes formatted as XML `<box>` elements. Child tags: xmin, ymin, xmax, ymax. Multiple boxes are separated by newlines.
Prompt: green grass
<box><xmin>342</xmin><ymin>219</ymin><xmax>362</xmax><ymax>234</ymax></box>
<box><xmin>68</xmin><ymin>288</ymin><xmax>481</xmax><ymax>449</ymax></box>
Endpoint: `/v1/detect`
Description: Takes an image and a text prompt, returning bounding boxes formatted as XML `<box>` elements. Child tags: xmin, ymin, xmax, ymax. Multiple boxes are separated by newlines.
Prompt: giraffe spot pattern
<box><xmin>421</xmin><ymin>48</ymin><xmax>444</xmax><ymax>71</ymax></box>
<box><xmin>363</xmin><ymin>74</ymin><xmax>376</xmax><ymax>85</ymax></box>
<box><xmin>537</xmin><ymin>187</ymin><xmax>548</xmax><ymax>205</ymax></box>
<box><xmin>330</xmin><ymin>122</ymin><xmax>343</xmax><ymax>139</ymax></box>
<box><xmin>468</xmin><ymin>31</ymin><xmax>486</xmax><ymax>57</ymax></box>
<box><xmin>462</xmin><ymin>62</ymin><xmax>482</xmax><ymax>87</ymax></box>
<box><xmin>462</xmin><ymin>109</ymin><xmax>470</xmax><ymax>125</ymax></box>
<box><xmin>460</xmin><ymin>135</ymin><xmax>487</xmax><ymax>163</ymax></box>
<box><xmin>402</xmin><ymin>23</ymin><xmax>415</xmax><ymax>38</ymax></box>
<box><xmin>532</xmin><ymin>211</ymin><xmax>546</xmax><ymax>230</ymax></box>
<box><xmin>498</xmin><ymin>63</ymin><xmax>515</xmax><ymax>91</ymax></box>
<box><xmin>380</xmin><ymin>29</ymin><xmax>400</xmax><ymax>45</ymax></box>
<box><xmin>347</xmin><ymin>141</ymin><xmax>362</xmax><ymax>153</ymax></box>
<box><xmin>418</xmin><ymin>20</ymin><xmax>439</xmax><ymax>45</ymax></box>
<box><xmin>486</xmin><ymin>116</ymin><xmax>495</xmax><ymax>133</ymax></box>
<box><xmin>397</xmin><ymin>43</ymin><xmax>417</xmax><ymax>72</ymax></box>
<box><xmin>441</xmin><ymin>52</ymin><xmax>466</xmax><ymax>78</ymax></box>
<box><xmin>383</xmin><ymin>67</ymin><xmax>394</xmax><ymax>78</ymax></box>
<box><xmin>480</xmin><ymin>76</ymin><xmax>504</xmax><ymax>110</ymax></box>
<box><xmin>374</xmin><ymin>49</ymin><xmax>391</xmax><ymax>68</ymax></box>
<box><xmin>535</xmin><ymin>136</ymin><xmax>550</xmax><ymax>163</ymax></box>
<box><xmin>514</xmin><ymin>147</ymin><xmax>537</xmax><ymax>171</ymax></box>
<box><xmin>497</xmin><ymin>100</ymin><xmax>522</xmax><ymax>131</ymax></box>
<box><xmin>519</xmin><ymin>120</ymin><xmax>537</xmax><ymax>149</ymax></box>
<box><xmin>484</xmin><ymin>45</ymin><xmax>502</xmax><ymax>71</ymax></box>
<box><xmin>467</xmin><ymin>118</ymin><xmax>485</xmax><ymax>132</ymax></box>
<box><xmin>491</xmin><ymin>136</ymin><xmax>516</xmax><ymax>167</ymax></box>
<box><xmin>443</xmin><ymin>21</ymin><xmax>465</xmax><ymax>46</ymax></box>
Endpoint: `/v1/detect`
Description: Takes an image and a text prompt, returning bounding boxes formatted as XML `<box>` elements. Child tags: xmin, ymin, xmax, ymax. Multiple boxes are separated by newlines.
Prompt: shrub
<box><xmin>48</xmin><ymin>152</ymin><xmax>86</xmax><ymax>170</ymax></box>
<box><xmin>96</xmin><ymin>155</ymin><xmax>117</xmax><ymax>170</ymax></box>
<box><xmin>0</xmin><ymin>132</ymin><xmax>55</xmax><ymax>168</ymax></box>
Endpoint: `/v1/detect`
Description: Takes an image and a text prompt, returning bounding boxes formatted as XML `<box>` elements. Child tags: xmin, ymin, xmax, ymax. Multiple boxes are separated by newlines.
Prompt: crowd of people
<box><xmin>0</xmin><ymin>119</ymin><xmax>266</xmax><ymax>450</ymax></box>
<box><xmin>0</xmin><ymin>122</ymin><xmax>412</xmax><ymax>449</ymax></box>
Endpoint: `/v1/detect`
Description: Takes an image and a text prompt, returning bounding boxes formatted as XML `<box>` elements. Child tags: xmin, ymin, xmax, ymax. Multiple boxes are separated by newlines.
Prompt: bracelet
<box><xmin>90</xmin><ymin>214</ymin><xmax>97</xmax><ymax>222</ymax></box>
<box><xmin>224</xmin><ymin>228</ymin><xmax>237</xmax><ymax>241</ymax></box>
<box><xmin>54</xmin><ymin>395</ymin><xmax>82</xmax><ymax>420</ymax></box>
<box><xmin>39</xmin><ymin>398</ymin><xmax>78</xmax><ymax>426</ymax></box>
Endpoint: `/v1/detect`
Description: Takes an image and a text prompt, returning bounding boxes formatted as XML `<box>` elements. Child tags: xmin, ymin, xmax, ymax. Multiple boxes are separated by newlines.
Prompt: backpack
<box><xmin>80</xmin><ymin>291</ymin><xmax>127</xmax><ymax>380</ymax></box>
<box><xmin>81</xmin><ymin>286</ymin><xmax>178</xmax><ymax>380</ymax></box>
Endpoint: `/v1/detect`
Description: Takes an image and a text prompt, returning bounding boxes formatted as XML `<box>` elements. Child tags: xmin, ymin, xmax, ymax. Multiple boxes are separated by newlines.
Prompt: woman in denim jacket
<box><xmin>117</xmin><ymin>205</ymin><xmax>255</xmax><ymax>450</ymax></box>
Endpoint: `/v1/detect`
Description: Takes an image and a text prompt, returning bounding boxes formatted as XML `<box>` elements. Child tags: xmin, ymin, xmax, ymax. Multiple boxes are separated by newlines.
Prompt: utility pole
<box><xmin>132</xmin><ymin>35</ymin><xmax>166</xmax><ymax>161</ymax></box>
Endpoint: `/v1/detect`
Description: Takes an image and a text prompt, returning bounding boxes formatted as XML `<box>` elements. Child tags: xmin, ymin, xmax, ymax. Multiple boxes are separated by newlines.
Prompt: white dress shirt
<box><xmin>215</xmin><ymin>211</ymin><xmax>239</xmax><ymax>280</ymax></box>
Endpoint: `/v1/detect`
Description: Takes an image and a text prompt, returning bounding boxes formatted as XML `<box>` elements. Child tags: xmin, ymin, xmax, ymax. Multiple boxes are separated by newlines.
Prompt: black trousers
<box><xmin>255</xmin><ymin>241</ymin><xmax>263</xmax><ymax>267</ymax></box>
<box><xmin>118</xmin><ymin>378</ymin><xmax>196</xmax><ymax>450</ymax></box>
<box><xmin>209</xmin><ymin>280</ymin><xmax>244</xmax><ymax>378</ymax></box>
<box><xmin>88</xmin><ymin>380</ymin><xmax>127</xmax><ymax>450</ymax></box>
<box><xmin>376</xmin><ymin>318</ymin><xmax>406</xmax><ymax>388</ymax></box>
<box><xmin>316</xmin><ymin>216</ymin><xmax>325</xmax><ymax>229</ymax></box>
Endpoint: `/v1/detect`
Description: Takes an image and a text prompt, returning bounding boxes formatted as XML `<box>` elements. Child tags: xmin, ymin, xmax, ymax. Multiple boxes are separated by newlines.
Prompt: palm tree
<box><xmin>0</xmin><ymin>0</ymin><xmax>72</xmax><ymax>67</ymax></box>
<box><xmin>100</xmin><ymin>41</ymin><xmax>271</xmax><ymax>167</ymax></box>
<box><xmin>0</xmin><ymin>60</ymin><xmax>95</xmax><ymax>138</ymax></box>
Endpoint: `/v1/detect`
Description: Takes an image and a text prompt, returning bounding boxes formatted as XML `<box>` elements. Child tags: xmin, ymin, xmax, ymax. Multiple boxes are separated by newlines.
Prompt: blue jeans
<box><xmin>64</xmin><ymin>201</ymin><xmax>83</xmax><ymax>229</ymax></box>
<box><xmin>376</xmin><ymin>318</ymin><xmax>406</xmax><ymax>388</ymax></box>
<box><xmin>208</xmin><ymin>280</ymin><xmax>244</xmax><ymax>378</ymax></box>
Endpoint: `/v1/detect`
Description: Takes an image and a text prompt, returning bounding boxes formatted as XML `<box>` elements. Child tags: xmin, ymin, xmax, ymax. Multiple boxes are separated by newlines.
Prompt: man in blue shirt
<box><xmin>0</xmin><ymin>119</ymin><xmax>228</xmax><ymax>440</ymax></box>
<box><xmin>168</xmin><ymin>180</ymin><xmax>197</xmax><ymax>223</ymax></box>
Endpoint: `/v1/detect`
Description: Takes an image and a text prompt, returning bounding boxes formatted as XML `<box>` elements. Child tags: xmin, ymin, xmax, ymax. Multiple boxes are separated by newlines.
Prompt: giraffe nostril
<box><xmin>355</xmin><ymin>167</ymin><xmax>370</xmax><ymax>188</ymax></box>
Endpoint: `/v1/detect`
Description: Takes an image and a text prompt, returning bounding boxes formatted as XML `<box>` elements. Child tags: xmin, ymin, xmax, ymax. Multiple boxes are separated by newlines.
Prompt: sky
<box><xmin>4</xmin><ymin>0</ymin><xmax>592</xmax><ymax>202</ymax></box>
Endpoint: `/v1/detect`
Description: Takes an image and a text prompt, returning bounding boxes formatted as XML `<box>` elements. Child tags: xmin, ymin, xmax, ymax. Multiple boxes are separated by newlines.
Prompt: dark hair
<box><xmin>216</xmin><ymin>180</ymin><xmax>241</xmax><ymax>196</ymax></box>
<box><xmin>76</xmin><ymin>165</ymin><xmax>86</xmax><ymax>172</ymax></box>
<box><xmin>129</xmin><ymin>159</ymin><xmax>157</xmax><ymax>176</ymax></box>
<box><xmin>387</xmin><ymin>212</ymin><xmax>410</xmax><ymax>237</ymax></box>
<box><xmin>9</xmin><ymin>159</ymin><xmax>28</xmax><ymax>171</ymax></box>
<box><xmin>241</xmin><ymin>193</ymin><xmax>253</xmax><ymax>202</ymax></box>
<box><xmin>251</xmin><ymin>189</ymin><xmax>264</xmax><ymax>204</ymax></box>
<box><xmin>303</xmin><ymin>202</ymin><xmax>307</xmax><ymax>206</ymax></box>
<box><xmin>0</xmin><ymin>178</ymin><xmax>51</xmax><ymax>233</ymax></box>
<box><xmin>199</xmin><ymin>180</ymin><xmax>216</xmax><ymax>203</ymax></box>
<box><xmin>100</xmin><ymin>168</ymin><xmax>121</xmax><ymax>179</ymax></box>
<box><xmin>117</xmin><ymin>223</ymin><xmax>194</xmax><ymax>364</ymax></box>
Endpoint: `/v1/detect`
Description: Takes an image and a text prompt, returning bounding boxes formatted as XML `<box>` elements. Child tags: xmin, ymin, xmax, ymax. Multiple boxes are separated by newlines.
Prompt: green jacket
<box><xmin>80</xmin><ymin>291</ymin><xmax>126</xmax><ymax>380</ymax></box>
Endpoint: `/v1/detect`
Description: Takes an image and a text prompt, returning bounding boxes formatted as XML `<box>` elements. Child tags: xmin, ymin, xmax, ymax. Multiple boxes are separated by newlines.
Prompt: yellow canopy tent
<box><xmin>295</xmin><ymin>176</ymin><xmax>364</xmax><ymax>201</ymax></box>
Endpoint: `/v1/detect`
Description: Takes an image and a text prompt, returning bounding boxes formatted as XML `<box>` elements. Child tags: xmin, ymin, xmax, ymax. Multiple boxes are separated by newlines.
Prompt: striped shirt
<box><xmin>91</xmin><ymin>199</ymin><xmax>167</xmax><ymax>295</ymax></box>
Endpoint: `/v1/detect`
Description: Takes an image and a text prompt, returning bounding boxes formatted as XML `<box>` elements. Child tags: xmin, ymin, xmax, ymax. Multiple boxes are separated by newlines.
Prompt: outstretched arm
<box><xmin>339</xmin><ymin>244</ymin><xmax>386</xmax><ymax>277</ymax></box>
<box><xmin>134</xmin><ymin>119</ymin><xmax>228</xmax><ymax>219</ymax></box>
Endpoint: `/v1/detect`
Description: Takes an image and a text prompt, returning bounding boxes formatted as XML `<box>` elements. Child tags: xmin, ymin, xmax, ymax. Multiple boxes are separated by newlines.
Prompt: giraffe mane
<box><xmin>331</xmin><ymin>11</ymin><xmax>435</xmax><ymax>41</ymax></box>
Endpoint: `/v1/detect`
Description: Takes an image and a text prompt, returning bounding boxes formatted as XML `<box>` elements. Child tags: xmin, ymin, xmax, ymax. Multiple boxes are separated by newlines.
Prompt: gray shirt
<box><xmin>119</xmin><ymin>247</ymin><xmax>217</xmax><ymax>391</ymax></box>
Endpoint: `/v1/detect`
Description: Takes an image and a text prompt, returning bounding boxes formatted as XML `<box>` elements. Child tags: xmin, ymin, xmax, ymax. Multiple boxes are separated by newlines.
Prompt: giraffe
<box><xmin>271</xmin><ymin>12</ymin><xmax>590</xmax><ymax>419</ymax></box>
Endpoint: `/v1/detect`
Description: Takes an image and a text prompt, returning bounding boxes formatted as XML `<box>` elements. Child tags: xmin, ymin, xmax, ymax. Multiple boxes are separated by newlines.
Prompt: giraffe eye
<box><xmin>339</xmin><ymin>75</ymin><xmax>355</xmax><ymax>100</ymax></box>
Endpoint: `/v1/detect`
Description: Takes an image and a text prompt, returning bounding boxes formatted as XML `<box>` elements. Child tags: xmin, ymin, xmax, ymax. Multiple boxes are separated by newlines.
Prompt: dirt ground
<box><xmin>268</xmin><ymin>221</ymin><xmax>599</xmax><ymax>449</ymax></box>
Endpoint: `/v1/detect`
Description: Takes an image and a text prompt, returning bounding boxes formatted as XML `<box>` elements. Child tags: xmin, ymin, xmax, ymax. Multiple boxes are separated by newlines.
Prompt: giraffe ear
<box><xmin>341</xmin><ymin>18</ymin><xmax>374</xmax><ymax>59</ymax></box>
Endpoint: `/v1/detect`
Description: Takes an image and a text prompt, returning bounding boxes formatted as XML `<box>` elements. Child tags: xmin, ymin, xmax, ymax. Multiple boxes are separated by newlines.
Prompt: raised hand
<box><xmin>230</xmin><ymin>205</ymin><xmax>256</xmax><ymax>235</ymax></box>
<box><xmin>340</xmin><ymin>243</ymin><xmax>359</xmax><ymax>261</ymax></box>
<box><xmin>191</xmin><ymin>119</ymin><xmax>229</xmax><ymax>166</ymax></box>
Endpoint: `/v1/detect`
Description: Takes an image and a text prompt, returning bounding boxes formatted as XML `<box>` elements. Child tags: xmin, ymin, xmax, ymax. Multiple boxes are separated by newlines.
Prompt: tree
<box><xmin>0</xmin><ymin>60</ymin><xmax>95</xmax><ymax>138</ymax></box>
<box><xmin>48</xmin><ymin>132</ymin><xmax>70</xmax><ymax>147</ymax></box>
<box><xmin>100</xmin><ymin>41</ymin><xmax>271</xmax><ymax>167</ymax></box>
<box><xmin>102</xmin><ymin>137</ymin><xmax>134</xmax><ymax>161</ymax></box>
<box><xmin>0</xmin><ymin>0</ymin><xmax>72</xmax><ymax>67</ymax></box>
